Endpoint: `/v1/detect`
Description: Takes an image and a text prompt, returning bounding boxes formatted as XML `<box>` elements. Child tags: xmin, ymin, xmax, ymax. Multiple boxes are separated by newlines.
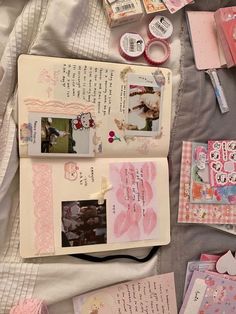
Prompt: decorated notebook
<box><xmin>178</xmin><ymin>141</ymin><xmax>236</xmax><ymax>225</ymax></box>
<box><xmin>73</xmin><ymin>273</ymin><xmax>178</xmax><ymax>314</ymax></box>
<box><xmin>18</xmin><ymin>55</ymin><xmax>172</xmax><ymax>258</ymax></box>
<box><xmin>180</xmin><ymin>270</ymin><xmax>236</xmax><ymax>314</ymax></box>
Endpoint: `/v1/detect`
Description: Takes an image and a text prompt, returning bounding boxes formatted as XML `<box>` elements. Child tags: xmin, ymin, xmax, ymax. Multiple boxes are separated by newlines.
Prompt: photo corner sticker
<box><xmin>27</xmin><ymin>112</ymin><xmax>95</xmax><ymax>157</ymax></box>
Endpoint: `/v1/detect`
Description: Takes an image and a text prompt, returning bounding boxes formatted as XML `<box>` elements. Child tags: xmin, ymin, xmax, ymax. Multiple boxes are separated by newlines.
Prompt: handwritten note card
<box><xmin>73</xmin><ymin>273</ymin><xmax>177</xmax><ymax>314</ymax></box>
<box><xmin>108</xmin><ymin>161</ymin><xmax>159</xmax><ymax>243</ymax></box>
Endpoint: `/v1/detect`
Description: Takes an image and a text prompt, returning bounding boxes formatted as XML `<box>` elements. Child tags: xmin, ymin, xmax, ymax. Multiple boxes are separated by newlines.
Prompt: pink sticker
<box><xmin>208</xmin><ymin>140</ymin><xmax>236</xmax><ymax>187</ymax></box>
<box><xmin>32</xmin><ymin>163</ymin><xmax>54</xmax><ymax>254</ymax></box>
<box><xmin>108</xmin><ymin>162</ymin><xmax>158</xmax><ymax>243</ymax></box>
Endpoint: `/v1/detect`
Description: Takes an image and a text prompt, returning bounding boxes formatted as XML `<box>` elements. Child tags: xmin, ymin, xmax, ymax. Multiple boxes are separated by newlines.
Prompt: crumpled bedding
<box><xmin>0</xmin><ymin>1</ymin><xmax>182</xmax><ymax>313</ymax></box>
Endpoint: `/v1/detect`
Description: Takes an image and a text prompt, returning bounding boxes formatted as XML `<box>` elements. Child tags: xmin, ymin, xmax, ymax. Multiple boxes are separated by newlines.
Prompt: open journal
<box><xmin>18</xmin><ymin>54</ymin><xmax>172</xmax><ymax>258</ymax></box>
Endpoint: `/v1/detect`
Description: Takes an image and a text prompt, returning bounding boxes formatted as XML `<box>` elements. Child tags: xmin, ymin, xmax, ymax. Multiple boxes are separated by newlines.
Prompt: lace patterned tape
<box><xmin>10</xmin><ymin>299</ymin><xmax>48</xmax><ymax>314</ymax></box>
<box><xmin>32</xmin><ymin>163</ymin><xmax>55</xmax><ymax>254</ymax></box>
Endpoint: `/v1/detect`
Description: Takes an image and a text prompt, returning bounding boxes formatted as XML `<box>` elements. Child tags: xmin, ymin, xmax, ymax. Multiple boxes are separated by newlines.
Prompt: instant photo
<box><xmin>61</xmin><ymin>200</ymin><xmax>107</xmax><ymax>247</ymax></box>
<box><xmin>28</xmin><ymin>112</ymin><xmax>94</xmax><ymax>157</ymax></box>
<box><xmin>125</xmin><ymin>73</ymin><xmax>164</xmax><ymax>137</ymax></box>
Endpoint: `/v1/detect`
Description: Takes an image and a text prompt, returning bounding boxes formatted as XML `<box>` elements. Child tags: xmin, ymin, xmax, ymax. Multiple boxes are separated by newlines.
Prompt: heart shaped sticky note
<box><xmin>216</xmin><ymin>250</ymin><xmax>236</xmax><ymax>275</ymax></box>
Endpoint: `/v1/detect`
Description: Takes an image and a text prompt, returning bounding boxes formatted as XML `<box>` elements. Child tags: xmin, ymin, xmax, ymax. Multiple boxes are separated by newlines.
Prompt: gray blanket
<box><xmin>158</xmin><ymin>0</ymin><xmax>236</xmax><ymax>308</ymax></box>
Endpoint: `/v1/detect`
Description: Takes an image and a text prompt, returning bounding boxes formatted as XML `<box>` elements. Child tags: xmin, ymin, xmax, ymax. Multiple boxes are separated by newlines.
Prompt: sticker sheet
<box><xmin>208</xmin><ymin>140</ymin><xmax>236</xmax><ymax>188</ymax></box>
<box><xmin>180</xmin><ymin>270</ymin><xmax>236</xmax><ymax>314</ymax></box>
<box><xmin>73</xmin><ymin>273</ymin><xmax>177</xmax><ymax>314</ymax></box>
<box><xmin>178</xmin><ymin>141</ymin><xmax>236</xmax><ymax>225</ymax></box>
<box><xmin>190</xmin><ymin>142</ymin><xmax>236</xmax><ymax>204</ymax></box>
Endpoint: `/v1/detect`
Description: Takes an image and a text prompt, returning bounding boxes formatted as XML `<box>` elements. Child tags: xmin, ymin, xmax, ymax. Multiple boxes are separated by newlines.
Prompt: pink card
<box><xmin>208</xmin><ymin>140</ymin><xmax>236</xmax><ymax>188</ymax></box>
<box><xmin>163</xmin><ymin>0</ymin><xmax>193</xmax><ymax>14</ymax></box>
<box><xmin>178</xmin><ymin>141</ymin><xmax>236</xmax><ymax>224</ymax></box>
<box><xmin>186</xmin><ymin>11</ymin><xmax>226</xmax><ymax>70</ymax></box>
<box><xmin>180</xmin><ymin>270</ymin><xmax>236</xmax><ymax>314</ymax></box>
<box><xmin>200</xmin><ymin>254</ymin><xmax>221</xmax><ymax>262</ymax></box>
<box><xmin>183</xmin><ymin>261</ymin><xmax>216</xmax><ymax>297</ymax></box>
<box><xmin>73</xmin><ymin>273</ymin><xmax>178</xmax><ymax>314</ymax></box>
<box><xmin>108</xmin><ymin>162</ymin><xmax>159</xmax><ymax>243</ymax></box>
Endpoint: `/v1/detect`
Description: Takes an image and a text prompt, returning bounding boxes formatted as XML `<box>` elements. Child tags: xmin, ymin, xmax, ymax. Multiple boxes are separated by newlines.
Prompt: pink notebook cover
<box><xmin>178</xmin><ymin>141</ymin><xmax>236</xmax><ymax>225</ymax></box>
<box><xmin>186</xmin><ymin>11</ymin><xmax>226</xmax><ymax>70</ymax></box>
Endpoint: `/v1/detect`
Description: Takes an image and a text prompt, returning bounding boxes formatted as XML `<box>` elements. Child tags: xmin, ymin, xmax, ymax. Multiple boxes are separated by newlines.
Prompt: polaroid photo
<box><xmin>125</xmin><ymin>72</ymin><xmax>164</xmax><ymax>137</ymax></box>
<box><xmin>28</xmin><ymin>112</ymin><xmax>95</xmax><ymax>157</ymax></box>
<box><xmin>61</xmin><ymin>199</ymin><xmax>107</xmax><ymax>247</ymax></box>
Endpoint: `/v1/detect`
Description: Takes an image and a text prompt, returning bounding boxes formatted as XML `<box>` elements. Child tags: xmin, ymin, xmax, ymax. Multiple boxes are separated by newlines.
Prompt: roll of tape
<box><xmin>144</xmin><ymin>38</ymin><xmax>170</xmax><ymax>66</ymax></box>
<box><xmin>119</xmin><ymin>32</ymin><xmax>145</xmax><ymax>60</ymax></box>
<box><xmin>148</xmin><ymin>15</ymin><xmax>173</xmax><ymax>40</ymax></box>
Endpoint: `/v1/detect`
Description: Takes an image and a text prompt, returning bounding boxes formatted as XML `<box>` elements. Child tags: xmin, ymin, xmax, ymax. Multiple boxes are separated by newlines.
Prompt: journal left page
<box><xmin>18</xmin><ymin>55</ymin><xmax>172</xmax><ymax>158</ymax></box>
<box><xmin>20</xmin><ymin>157</ymin><xmax>170</xmax><ymax>257</ymax></box>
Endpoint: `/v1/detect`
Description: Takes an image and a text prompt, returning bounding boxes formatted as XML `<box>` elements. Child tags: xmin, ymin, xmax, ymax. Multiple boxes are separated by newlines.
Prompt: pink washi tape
<box><xmin>148</xmin><ymin>15</ymin><xmax>173</xmax><ymax>40</ymax></box>
<box><xmin>144</xmin><ymin>38</ymin><xmax>170</xmax><ymax>66</ymax></box>
<box><xmin>119</xmin><ymin>32</ymin><xmax>145</xmax><ymax>60</ymax></box>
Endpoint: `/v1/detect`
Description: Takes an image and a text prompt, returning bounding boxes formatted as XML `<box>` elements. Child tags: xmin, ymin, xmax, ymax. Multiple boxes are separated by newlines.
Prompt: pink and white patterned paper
<box><xmin>208</xmin><ymin>140</ymin><xmax>236</xmax><ymax>188</ymax></box>
<box><xmin>108</xmin><ymin>161</ymin><xmax>159</xmax><ymax>243</ymax></box>
<box><xmin>178</xmin><ymin>142</ymin><xmax>236</xmax><ymax>225</ymax></box>
<box><xmin>162</xmin><ymin>0</ymin><xmax>193</xmax><ymax>14</ymax></box>
<box><xmin>32</xmin><ymin>163</ymin><xmax>55</xmax><ymax>254</ymax></box>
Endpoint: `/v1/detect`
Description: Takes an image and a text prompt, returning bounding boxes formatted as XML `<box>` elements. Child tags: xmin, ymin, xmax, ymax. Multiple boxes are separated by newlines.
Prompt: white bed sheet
<box><xmin>0</xmin><ymin>1</ymin><xmax>182</xmax><ymax>313</ymax></box>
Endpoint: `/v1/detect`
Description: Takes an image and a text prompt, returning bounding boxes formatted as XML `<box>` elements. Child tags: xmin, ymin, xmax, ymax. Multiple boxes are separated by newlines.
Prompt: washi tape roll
<box><xmin>144</xmin><ymin>38</ymin><xmax>170</xmax><ymax>66</ymax></box>
<box><xmin>119</xmin><ymin>32</ymin><xmax>145</xmax><ymax>60</ymax></box>
<box><xmin>148</xmin><ymin>15</ymin><xmax>173</xmax><ymax>40</ymax></box>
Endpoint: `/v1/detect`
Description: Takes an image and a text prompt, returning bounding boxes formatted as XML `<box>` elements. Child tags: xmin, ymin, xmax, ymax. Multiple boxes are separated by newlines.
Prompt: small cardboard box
<box><xmin>103</xmin><ymin>0</ymin><xmax>144</xmax><ymax>28</ymax></box>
